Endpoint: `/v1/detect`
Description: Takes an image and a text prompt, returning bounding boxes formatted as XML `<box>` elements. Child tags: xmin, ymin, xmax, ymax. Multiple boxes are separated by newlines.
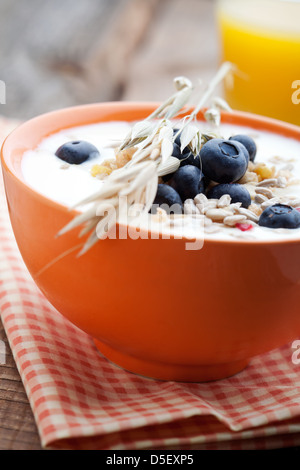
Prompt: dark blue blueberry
<box><xmin>172</xmin><ymin>142</ymin><xmax>187</xmax><ymax>160</ymax></box>
<box><xmin>173</xmin><ymin>128</ymin><xmax>185</xmax><ymax>149</ymax></box>
<box><xmin>258</xmin><ymin>204</ymin><xmax>300</xmax><ymax>229</ymax></box>
<box><xmin>172</xmin><ymin>138</ymin><xmax>200</xmax><ymax>168</ymax></box>
<box><xmin>207</xmin><ymin>183</ymin><xmax>251</xmax><ymax>208</ymax></box>
<box><xmin>173</xmin><ymin>129</ymin><xmax>198</xmax><ymax>162</ymax></box>
<box><xmin>200</xmin><ymin>139</ymin><xmax>248</xmax><ymax>184</ymax></box>
<box><xmin>180</xmin><ymin>152</ymin><xmax>201</xmax><ymax>169</ymax></box>
<box><xmin>226</xmin><ymin>138</ymin><xmax>249</xmax><ymax>163</ymax></box>
<box><xmin>151</xmin><ymin>184</ymin><xmax>183</xmax><ymax>214</ymax></box>
<box><xmin>162</xmin><ymin>143</ymin><xmax>200</xmax><ymax>182</ymax></box>
<box><xmin>161</xmin><ymin>150</ymin><xmax>180</xmax><ymax>182</ymax></box>
<box><xmin>55</xmin><ymin>141</ymin><xmax>100</xmax><ymax>165</ymax></box>
<box><xmin>230</xmin><ymin>134</ymin><xmax>257</xmax><ymax>162</ymax></box>
<box><xmin>168</xmin><ymin>165</ymin><xmax>205</xmax><ymax>202</ymax></box>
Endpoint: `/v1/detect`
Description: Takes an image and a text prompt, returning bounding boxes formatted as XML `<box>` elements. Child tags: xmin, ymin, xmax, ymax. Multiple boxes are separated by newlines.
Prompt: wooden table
<box><xmin>0</xmin><ymin>0</ymin><xmax>218</xmax><ymax>449</ymax></box>
<box><xmin>0</xmin><ymin>324</ymin><xmax>43</xmax><ymax>450</ymax></box>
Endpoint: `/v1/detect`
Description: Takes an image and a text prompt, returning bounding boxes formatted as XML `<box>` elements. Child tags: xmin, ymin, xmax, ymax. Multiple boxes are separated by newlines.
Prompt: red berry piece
<box><xmin>236</xmin><ymin>223</ymin><xmax>253</xmax><ymax>232</ymax></box>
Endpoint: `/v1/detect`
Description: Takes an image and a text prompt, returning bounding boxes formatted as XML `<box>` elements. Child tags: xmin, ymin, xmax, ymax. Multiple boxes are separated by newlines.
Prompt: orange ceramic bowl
<box><xmin>2</xmin><ymin>102</ymin><xmax>300</xmax><ymax>382</ymax></box>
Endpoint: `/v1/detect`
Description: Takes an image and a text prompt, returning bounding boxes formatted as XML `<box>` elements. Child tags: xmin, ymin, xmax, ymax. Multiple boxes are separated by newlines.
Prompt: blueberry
<box><xmin>151</xmin><ymin>184</ymin><xmax>183</xmax><ymax>214</ymax></box>
<box><xmin>168</xmin><ymin>165</ymin><xmax>205</xmax><ymax>202</ymax></box>
<box><xmin>171</xmin><ymin>142</ymin><xmax>190</xmax><ymax>162</ymax></box>
<box><xmin>172</xmin><ymin>142</ymin><xmax>182</xmax><ymax>159</ymax></box>
<box><xmin>207</xmin><ymin>183</ymin><xmax>251</xmax><ymax>208</ymax></box>
<box><xmin>173</xmin><ymin>128</ymin><xmax>186</xmax><ymax>149</ymax></box>
<box><xmin>230</xmin><ymin>134</ymin><xmax>257</xmax><ymax>162</ymax></box>
<box><xmin>173</xmin><ymin>129</ymin><xmax>200</xmax><ymax>164</ymax></box>
<box><xmin>180</xmin><ymin>152</ymin><xmax>201</xmax><ymax>169</ymax></box>
<box><xmin>55</xmin><ymin>141</ymin><xmax>100</xmax><ymax>165</ymax></box>
<box><xmin>161</xmin><ymin>147</ymin><xmax>181</xmax><ymax>182</ymax></box>
<box><xmin>162</xmin><ymin>142</ymin><xmax>200</xmax><ymax>182</ymax></box>
<box><xmin>258</xmin><ymin>204</ymin><xmax>300</xmax><ymax>229</ymax></box>
<box><xmin>200</xmin><ymin>139</ymin><xmax>248</xmax><ymax>184</ymax></box>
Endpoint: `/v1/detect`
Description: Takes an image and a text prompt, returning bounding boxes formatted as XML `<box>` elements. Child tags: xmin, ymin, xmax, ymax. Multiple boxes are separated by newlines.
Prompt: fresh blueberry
<box><xmin>161</xmin><ymin>145</ymin><xmax>182</xmax><ymax>182</ymax></box>
<box><xmin>230</xmin><ymin>134</ymin><xmax>257</xmax><ymax>162</ymax></box>
<box><xmin>162</xmin><ymin>142</ymin><xmax>200</xmax><ymax>182</ymax></box>
<box><xmin>172</xmin><ymin>142</ymin><xmax>182</xmax><ymax>159</ymax></box>
<box><xmin>180</xmin><ymin>152</ymin><xmax>201</xmax><ymax>169</ymax></box>
<box><xmin>258</xmin><ymin>204</ymin><xmax>300</xmax><ymax>229</ymax></box>
<box><xmin>168</xmin><ymin>165</ymin><xmax>205</xmax><ymax>202</ymax></box>
<box><xmin>171</xmin><ymin>142</ymin><xmax>190</xmax><ymax>162</ymax></box>
<box><xmin>173</xmin><ymin>128</ymin><xmax>186</xmax><ymax>149</ymax></box>
<box><xmin>207</xmin><ymin>183</ymin><xmax>251</xmax><ymax>208</ymax></box>
<box><xmin>151</xmin><ymin>184</ymin><xmax>183</xmax><ymax>214</ymax></box>
<box><xmin>200</xmin><ymin>139</ymin><xmax>248</xmax><ymax>184</ymax></box>
<box><xmin>173</xmin><ymin>137</ymin><xmax>200</xmax><ymax>167</ymax></box>
<box><xmin>173</xmin><ymin>129</ymin><xmax>200</xmax><ymax>163</ymax></box>
<box><xmin>55</xmin><ymin>141</ymin><xmax>100</xmax><ymax>165</ymax></box>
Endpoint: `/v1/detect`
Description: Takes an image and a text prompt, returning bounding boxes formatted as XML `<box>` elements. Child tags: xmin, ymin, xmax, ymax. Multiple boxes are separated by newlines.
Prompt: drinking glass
<box><xmin>216</xmin><ymin>0</ymin><xmax>300</xmax><ymax>125</ymax></box>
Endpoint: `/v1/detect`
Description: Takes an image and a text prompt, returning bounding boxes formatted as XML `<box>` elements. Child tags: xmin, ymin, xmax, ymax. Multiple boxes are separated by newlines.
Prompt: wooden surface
<box><xmin>0</xmin><ymin>0</ymin><xmax>219</xmax><ymax>450</ymax></box>
<box><xmin>0</xmin><ymin>324</ymin><xmax>42</xmax><ymax>450</ymax></box>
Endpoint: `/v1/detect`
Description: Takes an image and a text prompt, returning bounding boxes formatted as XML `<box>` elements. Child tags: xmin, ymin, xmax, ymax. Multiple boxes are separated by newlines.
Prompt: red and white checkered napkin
<box><xmin>1</xmin><ymin>177</ymin><xmax>300</xmax><ymax>450</ymax></box>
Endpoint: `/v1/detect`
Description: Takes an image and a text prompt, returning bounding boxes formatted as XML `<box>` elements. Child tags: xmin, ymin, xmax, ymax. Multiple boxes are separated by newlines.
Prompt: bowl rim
<box><xmin>2</xmin><ymin>100</ymin><xmax>300</xmax><ymax>246</ymax></box>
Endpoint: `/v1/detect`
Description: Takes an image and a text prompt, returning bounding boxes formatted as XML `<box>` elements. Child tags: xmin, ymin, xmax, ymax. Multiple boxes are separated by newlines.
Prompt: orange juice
<box><xmin>217</xmin><ymin>0</ymin><xmax>300</xmax><ymax>125</ymax></box>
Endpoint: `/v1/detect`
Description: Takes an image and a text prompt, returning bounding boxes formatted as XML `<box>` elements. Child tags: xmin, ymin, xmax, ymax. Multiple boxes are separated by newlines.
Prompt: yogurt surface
<box><xmin>22</xmin><ymin>122</ymin><xmax>131</xmax><ymax>208</ymax></box>
<box><xmin>21</xmin><ymin>120</ymin><xmax>300</xmax><ymax>242</ymax></box>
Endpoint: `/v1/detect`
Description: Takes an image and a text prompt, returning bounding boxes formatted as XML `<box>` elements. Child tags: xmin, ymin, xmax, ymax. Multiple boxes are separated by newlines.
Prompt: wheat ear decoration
<box><xmin>58</xmin><ymin>62</ymin><xmax>233</xmax><ymax>255</ymax></box>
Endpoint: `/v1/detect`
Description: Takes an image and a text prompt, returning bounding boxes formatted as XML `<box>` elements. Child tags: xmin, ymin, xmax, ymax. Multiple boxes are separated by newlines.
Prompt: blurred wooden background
<box><xmin>0</xmin><ymin>0</ymin><xmax>219</xmax><ymax>450</ymax></box>
<box><xmin>0</xmin><ymin>0</ymin><xmax>219</xmax><ymax>119</ymax></box>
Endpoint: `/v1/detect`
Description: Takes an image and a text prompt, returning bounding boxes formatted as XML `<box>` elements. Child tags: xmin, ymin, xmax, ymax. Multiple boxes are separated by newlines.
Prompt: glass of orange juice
<box><xmin>216</xmin><ymin>0</ymin><xmax>300</xmax><ymax>125</ymax></box>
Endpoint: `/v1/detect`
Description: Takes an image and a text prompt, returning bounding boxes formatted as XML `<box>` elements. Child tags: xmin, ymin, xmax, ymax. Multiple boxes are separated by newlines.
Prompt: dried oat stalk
<box><xmin>58</xmin><ymin>63</ymin><xmax>233</xmax><ymax>254</ymax></box>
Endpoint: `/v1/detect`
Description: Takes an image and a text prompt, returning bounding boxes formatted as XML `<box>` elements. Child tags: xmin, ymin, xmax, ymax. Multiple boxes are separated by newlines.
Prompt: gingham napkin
<box><xmin>2</xmin><ymin>125</ymin><xmax>300</xmax><ymax>450</ymax></box>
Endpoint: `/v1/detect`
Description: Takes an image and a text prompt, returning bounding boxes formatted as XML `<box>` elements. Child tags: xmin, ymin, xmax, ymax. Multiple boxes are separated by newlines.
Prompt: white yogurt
<box><xmin>21</xmin><ymin>122</ymin><xmax>132</xmax><ymax>208</ymax></box>
<box><xmin>21</xmin><ymin>120</ymin><xmax>300</xmax><ymax>242</ymax></box>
